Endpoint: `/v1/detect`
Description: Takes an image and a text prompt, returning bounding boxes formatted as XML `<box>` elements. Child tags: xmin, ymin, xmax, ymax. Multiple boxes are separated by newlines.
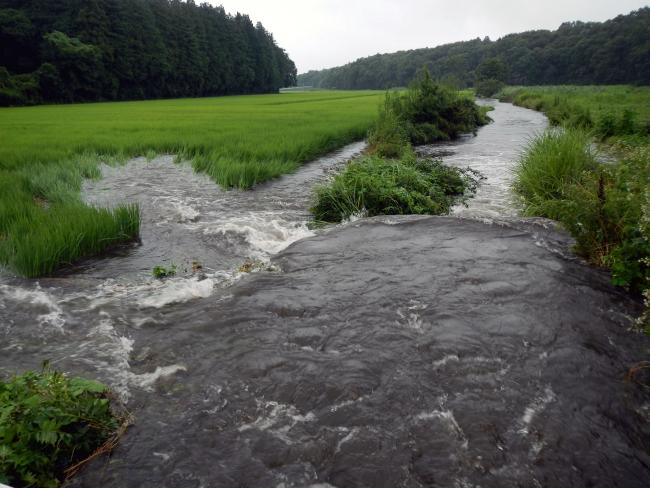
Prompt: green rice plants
<box><xmin>498</xmin><ymin>85</ymin><xmax>650</xmax><ymax>141</ymax></box>
<box><xmin>0</xmin><ymin>203</ymin><xmax>140</xmax><ymax>277</ymax></box>
<box><xmin>0</xmin><ymin>366</ymin><xmax>129</xmax><ymax>488</ymax></box>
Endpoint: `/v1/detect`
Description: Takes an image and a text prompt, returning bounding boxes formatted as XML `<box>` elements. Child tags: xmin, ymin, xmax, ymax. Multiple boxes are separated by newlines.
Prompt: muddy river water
<box><xmin>1</xmin><ymin>101</ymin><xmax>649</xmax><ymax>487</ymax></box>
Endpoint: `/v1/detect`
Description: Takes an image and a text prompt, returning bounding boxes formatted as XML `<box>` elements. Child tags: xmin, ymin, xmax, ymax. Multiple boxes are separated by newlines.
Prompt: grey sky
<box><xmin>213</xmin><ymin>0</ymin><xmax>649</xmax><ymax>73</ymax></box>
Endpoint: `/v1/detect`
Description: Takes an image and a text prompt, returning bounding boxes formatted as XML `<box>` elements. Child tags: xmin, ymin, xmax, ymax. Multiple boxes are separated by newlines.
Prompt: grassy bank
<box><xmin>503</xmin><ymin>85</ymin><xmax>650</xmax><ymax>331</ymax></box>
<box><xmin>499</xmin><ymin>85</ymin><xmax>650</xmax><ymax>140</ymax></box>
<box><xmin>0</xmin><ymin>91</ymin><xmax>383</xmax><ymax>276</ymax></box>
<box><xmin>312</xmin><ymin>72</ymin><xmax>485</xmax><ymax>223</ymax></box>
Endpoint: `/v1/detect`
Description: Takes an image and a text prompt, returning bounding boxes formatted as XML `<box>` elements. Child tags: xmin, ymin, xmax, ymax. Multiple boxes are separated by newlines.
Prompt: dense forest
<box><xmin>298</xmin><ymin>8</ymin><xmax>650</xmax><ymax>90</ymax></box>
<box><xmin>0</xmin><ymin>0</ymin><xmax>297</xmax><ymax>105</ymax></box>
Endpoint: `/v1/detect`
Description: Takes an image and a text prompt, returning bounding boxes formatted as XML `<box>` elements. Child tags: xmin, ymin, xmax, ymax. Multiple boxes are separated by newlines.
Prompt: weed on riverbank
<box><xmin>0</xmin><ymin>367</ymin><xmax>128</xmax><ymax>487</ymax></box>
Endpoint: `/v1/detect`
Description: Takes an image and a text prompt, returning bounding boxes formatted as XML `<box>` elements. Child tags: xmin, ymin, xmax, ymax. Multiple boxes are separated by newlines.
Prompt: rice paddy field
<box><xmin>0</xmin><ymin>90</ymin><xmax>384</xmax><ymax>277</ymax></box>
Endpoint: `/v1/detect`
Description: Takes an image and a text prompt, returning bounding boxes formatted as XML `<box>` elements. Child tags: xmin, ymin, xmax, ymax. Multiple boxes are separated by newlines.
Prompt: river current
<box><xmin>1</xmin><ymin>101</ymin><xmax>649</xmax><ymax>487</ymax></box>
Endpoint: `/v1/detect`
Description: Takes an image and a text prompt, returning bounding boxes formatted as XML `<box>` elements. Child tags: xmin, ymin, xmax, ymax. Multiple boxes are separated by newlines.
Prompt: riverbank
<box><xmin>499</xmin><ymin>86</ymin><xmax>650</xmax><ymax>331</ymax></box>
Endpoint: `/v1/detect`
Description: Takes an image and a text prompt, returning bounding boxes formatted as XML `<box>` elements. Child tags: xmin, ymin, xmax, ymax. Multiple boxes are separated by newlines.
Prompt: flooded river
<box><xmin>1</xmin><ymin>102</ymin><xmax>648</xmax><ymax>487</ymax></box>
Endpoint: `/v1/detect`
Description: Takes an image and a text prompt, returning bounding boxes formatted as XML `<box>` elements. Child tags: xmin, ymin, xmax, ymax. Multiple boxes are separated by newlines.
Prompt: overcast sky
<box><xmin>213</xmin><ymin>0</ymin><xmax>649</xmax><ymax>73</ymax></box>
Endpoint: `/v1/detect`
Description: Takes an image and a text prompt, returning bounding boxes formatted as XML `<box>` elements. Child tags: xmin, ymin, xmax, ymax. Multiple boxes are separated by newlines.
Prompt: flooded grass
<box><xmin>0</xmin><ymin>91</ymin><xmax>383</xmax><ymax>276</ymax></box>
<box><xmin>311</xmin><ymin>153</ymin><xmax>479</xmax><ymax>222</ymax></box>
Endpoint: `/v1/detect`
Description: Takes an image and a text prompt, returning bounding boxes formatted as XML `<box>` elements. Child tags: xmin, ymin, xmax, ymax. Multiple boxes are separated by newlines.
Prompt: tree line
<box><xmin>0</xmin><ymin>0</ymin><xmax>297</xmax><ymax>105</ymax></box>
<box><xmin>298</xmin><ymin>8</ymin><xmax>650</xmax><ymax>90</ymax></box>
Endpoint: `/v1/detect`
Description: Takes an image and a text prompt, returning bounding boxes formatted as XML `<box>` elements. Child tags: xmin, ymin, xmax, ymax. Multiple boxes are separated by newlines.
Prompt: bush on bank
<box><xmin>0</xmin><ymin>368</ymin><xmax>126</xmax><ymax>487</ymax></box>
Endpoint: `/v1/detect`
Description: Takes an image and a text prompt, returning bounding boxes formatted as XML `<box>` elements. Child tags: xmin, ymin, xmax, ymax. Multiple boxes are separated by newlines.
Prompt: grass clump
<box><xmin>0</xmin><ymin>367</ymin><xmax>127</xmax><ymax>487</ymax></box>
<box><xmin>513</xmin><ymin>128</ymin><xmax>597</xmax><ymax>216</ymax></box>
<box><xmin>311</xmin><ymin>153</ymin><xmax>480</xmax><ymax>222</ymax></box>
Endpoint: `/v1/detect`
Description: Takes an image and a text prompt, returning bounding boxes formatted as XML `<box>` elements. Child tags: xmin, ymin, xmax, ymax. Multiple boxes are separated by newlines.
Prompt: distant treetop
<box><xmin>0</xmin><ymin>0</ymin><xmax>297</xmax><ymax>106</ymax></box>
<box><xmin>298</xmin><ymin>7</ymin><xmax>650</xmax><ymax>89</ymax></box>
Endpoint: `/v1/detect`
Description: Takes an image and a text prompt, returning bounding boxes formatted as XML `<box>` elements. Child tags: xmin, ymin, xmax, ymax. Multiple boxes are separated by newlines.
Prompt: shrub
<box><xmin>368</xmin><ymin>69</ymin><xmax>489</xmax><ymax>153</ymax></box>
<box><xmin>0</xmin><ymin>367</ymin><xmax>126</xmax><ymax>487</ymax></box>
<box><xmin>474</xmin><ymin>79</ymin><xmax>505</xmax><ymax>98</ymax></box>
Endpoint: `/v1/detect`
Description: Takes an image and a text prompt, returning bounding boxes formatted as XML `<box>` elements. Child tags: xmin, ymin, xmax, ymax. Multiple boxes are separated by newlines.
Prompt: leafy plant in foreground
<box><xmin>0</xmin><ymin>367</ymin><xmax>125</xmax><ymax>487</ymax></box>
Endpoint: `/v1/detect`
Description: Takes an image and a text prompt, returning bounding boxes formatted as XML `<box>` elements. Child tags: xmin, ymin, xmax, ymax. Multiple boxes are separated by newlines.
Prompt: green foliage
<box><xmin>513</xmin><ymin>130</ymin><xmax>650</xmax><ymax>291</ymax></box>
<box><xmin>311</xmin><ymin>153</ymin><xmax>479</xmax><ymax>222</ymax></box>
<box><xmin>499</xmin><ymin>85</ymin><xmax>650</xmax><ymax>140</ymax></box>
<box><xmin>0</xmin><ymin>368</ymin><xmax>120</xmax><ymax>487</ymax></box>
<box><xmin>0</xmin><ymin>0</ymin><xmax>297</xmax><ymax>106</ymax></box>
<box><xmin>368</xmin><ymin>70</ymin><xmax>488</xmax><ymax>154</ymax></box>
<box><xmin>152</xmin><ymin>263</ymin><xmax>177</xmax><ymax>279</ymax></box>
<box><xmin>475</xmin><ymin>79</ymin><xmax>505</xmax><ymax>98</ymax></box>
<box><xmin>513</xmin><ymin>129</ymin><xmax>597</xmax><ymax>217</ymax></box>
<box><xmin>367</xmin><ymin>93</ymin><xmax>410</xmax><ymax>158</ymax></box>
<box><xmin>0</xmin><ymin>91</ymin><xmax>382</xmax><ymax>276</ymax></box>
<box><xmin>298</xmin><ymin>8</ymin><xmax>650</xmax><ymax>89</ymax></box>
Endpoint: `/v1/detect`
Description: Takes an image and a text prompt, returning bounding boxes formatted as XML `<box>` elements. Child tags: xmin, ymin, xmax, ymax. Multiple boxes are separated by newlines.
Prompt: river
<box><xmin>1</xmin><ymin>101</ymin><xmax>648</xmax><ymax>487</ymax></box>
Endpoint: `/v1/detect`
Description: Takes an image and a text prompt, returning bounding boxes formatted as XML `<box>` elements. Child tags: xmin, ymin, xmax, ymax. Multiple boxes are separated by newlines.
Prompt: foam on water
<box><xmin>518</xmin><ymin>387</ymin><xmax>556</xmax><ymax>435</ymax></box>
<box><xmin>239</xmin><ymin>400</ymin><xmax>317</xmax><ymax>444</ymax></box>
<box><xmin>0</xmin><ymin>284</ymin><xmax>65</xmax><ymax>331</ymax></box>
<box><xmin>138</xmin><ymin>276</ymin><xmax>216</xmax><ymax>308</ymax></box>
<box><xmin>204</xmin><ymin>212</ymin><xmax>314</xmax><ymax>258</ymax></box>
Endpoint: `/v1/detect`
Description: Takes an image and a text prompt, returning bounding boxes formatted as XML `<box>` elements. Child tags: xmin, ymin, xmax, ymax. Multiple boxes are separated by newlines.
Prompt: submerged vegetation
<box><xmin>0</xmin><ymin>90</ymin><xmax>383</xmax><ymax>276</ymax></box>
<box><xmin>313</xmin><ymin>71</ymin><xmax>485</xmax><ymax>222</ymax></box>
<box><xmin>509</xmin><ymin>86</ymin><xmax>650</xmax><ymax>331</ymax></box>
<box><xmin>0</xmin><ymin>367</ymin><xmax>127</xmax><ymax>487</ymax></box>
<box><xmin>152</xmin><ymin>264</ymin><xmax>177</xmax><ymax>279</ymax></box>
<box><xmin>311</xmin><ymin>154</ymin><xmax>479</xmax><ymax>222</ymax></box>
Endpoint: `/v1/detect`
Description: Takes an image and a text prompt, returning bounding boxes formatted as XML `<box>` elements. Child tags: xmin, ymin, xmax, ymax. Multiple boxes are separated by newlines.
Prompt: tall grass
<box><xmin>513</xmin><ymin>129</ymin><xmax>597</xmax><ymax>217</ymax></box>
<box><xmin>513</xmin><ymin>128</ymin><xmax>650</xmax><ymax>292</ymax></box>
<box><xmin>0</xmin><ymin>91</ymin><xmax>384</xmax><ymax>276</ymax></box>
